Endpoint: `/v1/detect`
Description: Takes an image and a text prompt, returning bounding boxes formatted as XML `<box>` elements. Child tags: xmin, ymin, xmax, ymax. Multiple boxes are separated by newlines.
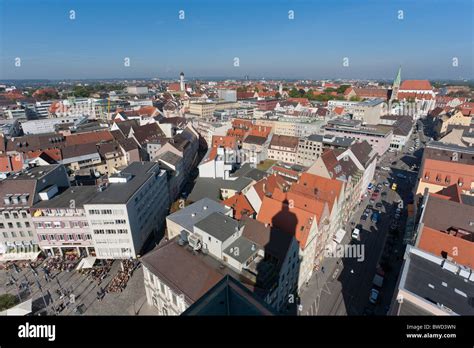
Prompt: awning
<box><xmin>76</xmin><ymin>256</ymin><xmax>97</xmax><ymax>270</ymax></box>
<box><xmin>333</xmin><ymin>229</ymin><xmax>346</xmax><ymax>244</ymax></box>
<box><xmin>0</xmin><ymin>299</ymin><xmax>32</xmax><ymax>316</ymax></box>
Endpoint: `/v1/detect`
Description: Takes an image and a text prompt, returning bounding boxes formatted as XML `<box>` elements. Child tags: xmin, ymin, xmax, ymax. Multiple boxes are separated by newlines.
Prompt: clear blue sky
<box><xmin>0</xmin><ymin>0</ymin><xmax>472</xmax><ymax>80</ymax></box>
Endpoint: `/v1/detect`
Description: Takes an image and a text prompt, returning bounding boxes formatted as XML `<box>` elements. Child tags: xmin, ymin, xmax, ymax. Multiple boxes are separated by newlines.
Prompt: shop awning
<box><xmin>333</xmin><ymin>228</ymin><xmax>346</xmax><ymax>244</ymax></box>
<box><xmin>76</xmin><ymin>256</ymin><xmax>97</xmax><ymax>270</ymax></box>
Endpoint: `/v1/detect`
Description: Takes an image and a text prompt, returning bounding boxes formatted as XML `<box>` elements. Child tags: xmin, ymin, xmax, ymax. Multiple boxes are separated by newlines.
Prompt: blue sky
<box><xmin>0</xmin><ymin>0</ymin><xmax>472</xmax><ymax>80</ymax></box>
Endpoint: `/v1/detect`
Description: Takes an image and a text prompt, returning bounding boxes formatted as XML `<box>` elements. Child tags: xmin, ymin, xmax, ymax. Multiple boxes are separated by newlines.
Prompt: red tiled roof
<box><xmin>421</xmin><ymin>158</ymin><xmax>474</xmax><ymax>190</ymax></box>
<box><xmin>65</xmin><ymin>130</ymin><xmax>113</xmax><ymax>146</ymax></box>
<box><xmin>397</xmin><ymin>92</ymin><xmax>433</xmax><ymax>100</ymax></box>
<box><xmin>251</xmin><ymin>174</ymin><xmax>289</xmax><ymax>200</ymax></box>
<box><xmin>0</xmin><ymin>154</ymin><xmax>24</xmax><ymax>172</ymax></box>
<box><xmin>287</xmin><ymin>98</ymin><xmax>310</xmax><ymax>106</ymax></box>
<box><xmin>418</xmin><ymin>226</ymin><xmax>474</xmax><ymax>268</ymax></box>
<box><xmin>25</xmin><ymin>149</ymin><xmax>62</xmax><ymax>161</ymax></box>
<box><xmin>249</xmin><ymin>125</ymin><xmax>271</xmax><ymax>138</ymax></box>
<box><xmin>222</xmin><ymin>193</ymin><xmax>255</xmax><ymax>220</ymax></box>
<box><xmin>257</xmin><ymin>196</ymin><xmax>315</xmax><ymax>249</ymax></box>
<box><xmin>290</xmin><ymin>173</ymin><xmax>343</xmax><ymax>213</ymax></box>
<box><xmin>232</xmin><ymin>119</ymin><xmax>253</xmax><ymax>130</ymax></box>
<box><xmin>272</xmin><ymin>188</ymin><xmax>326</xmax><ymax>219</ymax></box>
<box><xmin>212</xmin><ymin>135</ymin><xmax>237</xmax><ymax>149</ymax></box>
<box><xmin>167</xmin><ymin>83</ymin><xmax>181</xmax><ymax>92</ymax></box>
<box><xmin>333</xmin><ymin>106</ymin><xmax>345</xmax><ymax>115</ymax></box>
<box><xmin>400</xmin><ymin>80</ymin><xmax>433</xmax><ymax>91</ymax></box>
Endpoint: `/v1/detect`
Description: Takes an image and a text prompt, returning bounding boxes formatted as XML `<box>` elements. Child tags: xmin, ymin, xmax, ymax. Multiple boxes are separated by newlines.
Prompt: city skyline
<box><xmin>1</xmin><ymin>0</ymin><xmax>473</xmax><ymax>80</ymax></box>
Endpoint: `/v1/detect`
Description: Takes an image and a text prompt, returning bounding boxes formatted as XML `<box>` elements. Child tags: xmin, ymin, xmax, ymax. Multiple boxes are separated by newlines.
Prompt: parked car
<box><xmin>371</xmin><ymin>211</ymin><xmax>380</xmax><ymax>223</ymax></box>
<box><xmin>351</xmin><ymin>228</ymin><xmax>361</xmax><ymax>241</ymax></box>
<box><xmin>369</xmin><ymin>288</ymin><xmax>380</xmax><ymax>304</ymax></box>
<box><xmin>375</xmin><ymin>202</ymin><xmax>383</xmax><ymax>208</ymax></box>
<box><xmin>361</xmin><ymin>214</ymin><xmax>368</xmax><ymax>221</ymax></box>
<box><xmin>396</xmin><ymin>173</ymin><xmax>407</xmax><ymax>179</ymax></box>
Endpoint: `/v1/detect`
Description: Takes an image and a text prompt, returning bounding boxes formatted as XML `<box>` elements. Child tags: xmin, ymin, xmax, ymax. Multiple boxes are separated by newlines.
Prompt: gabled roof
<box><xmin>65</xmin><ymin>130</ymin><xmax>113</xmax><ymax>146</ymax></box>
<box><xmin>400</xmin><ymin>80</ymin><xmax>433</xmax><ymax>91</ymax></box>
<box><xmin>257</xmin><ymin>196</ymin><xmax>315</xmax><ymax>249</ymax></box>
<box><xmin>131</xmin><ymin>123</ymin><xmax>166</xmax><ymax>146</ymax></box>
<box><xmin>251</xmin><ymin>174</ymin><xmax>289</xmax><ymax>200</ymax></box>
<box><xmin>291</xmin><ymin>173</ymin><xmax>343</xmax><ymax>212</ymax></box>
<box><xmin>222</xmin><ymin>193</ymin><xmax>255</xmax><ymax>220</ymax></box>
<box><xmin>212</xmin><ymin>135</ymin><xmax>237</xmax><ymax>149</ymax></box>
<box><xmin>269</xmin><ymin>135</ymin><xmax>299</xmax><ymax>149</ymax></box>
<box><xmin>349</xmin><ymin>141</ymin><xmax>374</xmax><ymax>167</ymax></box>
<box><xmin>243</xmin><ymin>135</ymin><xmax>267</xmax><ymax>145</ymax></box>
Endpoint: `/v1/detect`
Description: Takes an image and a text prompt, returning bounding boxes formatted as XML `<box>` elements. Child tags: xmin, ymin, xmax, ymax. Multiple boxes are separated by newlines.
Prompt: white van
<box><xmin>351</xmin><ymin>228</ymin><xmax>360</xmax><ymax>241</ymax></box>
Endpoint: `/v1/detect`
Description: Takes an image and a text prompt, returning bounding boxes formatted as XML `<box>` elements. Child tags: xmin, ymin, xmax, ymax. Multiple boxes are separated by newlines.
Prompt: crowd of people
<box><xmin>80</xmin><ymin>260</ymin><xmax>113</xmax><ymax>285</ymax></box>
<box><xmin>42</xmin><ymin>255</ymin><xmax>78</xmax><ymax>273</ymax></box>
<box><xmin>105</xmin><ymin>260</ymin><xmax>137</xmax><ymax>293</ymax></box>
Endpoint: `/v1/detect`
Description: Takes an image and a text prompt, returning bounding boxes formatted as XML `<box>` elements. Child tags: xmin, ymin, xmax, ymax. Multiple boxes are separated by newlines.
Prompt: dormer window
<box><xmin>424</xmin><ymin>172</ymin><xmax>430</xmax><ymax>180</ymax></box>
<box><xmin>458</xmin><ymin>178</ymin><xmax>464</xmax><ymax>187</ymax></box>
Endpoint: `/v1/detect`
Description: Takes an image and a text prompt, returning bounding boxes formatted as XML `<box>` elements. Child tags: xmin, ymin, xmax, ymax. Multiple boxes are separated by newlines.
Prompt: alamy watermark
<box><xmin>324</xmin><ymin>243</ymin><xmax>365</xmax><ymax>262</ymax></box>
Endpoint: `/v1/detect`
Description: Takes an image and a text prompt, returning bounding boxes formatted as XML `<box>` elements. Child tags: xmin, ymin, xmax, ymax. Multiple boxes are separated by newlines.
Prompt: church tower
<box><xmin>180</xmin><ymin>72</ymin><xmax>185</xmax><ymax>92</ymax></box>
<box><xmin>391</xmin><ymin>66</ymin><xmax>401</xmax><ymax>101</ymax></box>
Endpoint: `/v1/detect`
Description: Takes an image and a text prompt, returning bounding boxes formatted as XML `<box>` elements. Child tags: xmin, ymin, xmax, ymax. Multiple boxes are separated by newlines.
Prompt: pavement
<box><xmin>299</xmin><ymin>123</ymin><xmax>425</xmax><ymax>316</ymax></box>
<box><xmin>0</xmin><ymin>258</ymin><xmax>150</xmax><ymax>315</ymax></box>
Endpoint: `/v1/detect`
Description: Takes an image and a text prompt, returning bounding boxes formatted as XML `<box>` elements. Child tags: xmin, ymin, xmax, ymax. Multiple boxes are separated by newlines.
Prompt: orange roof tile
<box><xmin>400</xmin><ymin>80</ymin><xmax>433</xmax><ymax>91</ymax></box>
<box><xmin>418</xmin><ymin>226</ymin><xmax>474</xmax><ymax>268</ymax></box>
<box><xmin>257</xmin><ymin>196</ymin><xmax>315</xmax><ymax>249</ymax></box>
<box><xmin>421</xmin><ymin>158</ymin><xmax>474</xmax><ymax>190</ymax></box>
<box><xmin>334</xmin><ymin>106</ymin><xmax>345</xmax><ymax>115</ymax></box>
<box><xmin>290</xmin><ymin>173</ymin><xmax>343</xmax><ymax>212</ymax></box>
<box><xmin>249</xmin><ymin>125</ymin><xmax>272</xmax><ymax>138</ymax></box>
<box><xmin>212</xmin><ymin>135</ymin><xmax>237</xmax><ymax>149</ymax></box>
<box><xmin>222</xmin><ymin>193</ymin><xmax>255</xmax><ymax>220</ymax></box>
<box><xmin>252</xmin><ymin>174</ymin><xmax>289</xmax><ymax>200</ymax></box>
<box><xmin>272</xmin><ymin>188</ymin><xmax>326</xmax><ymax>219</ymax></box>
<box><xmin>65</xmin><ymin>130</ymin><xmax>113</xmax><ymax>146</ymax></box>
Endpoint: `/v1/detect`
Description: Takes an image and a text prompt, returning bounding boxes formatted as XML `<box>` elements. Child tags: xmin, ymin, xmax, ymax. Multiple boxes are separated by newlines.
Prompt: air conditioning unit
<box><xmin>188</xmin><ymin>233</ymin><xmax>201</xmax><ymax>251</ymax></box>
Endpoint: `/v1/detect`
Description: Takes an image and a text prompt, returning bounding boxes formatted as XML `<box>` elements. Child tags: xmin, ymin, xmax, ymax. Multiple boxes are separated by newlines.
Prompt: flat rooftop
<box><xmin>399</xmin><ymin>247</ymin><xmax>474</xmax><ymax>315</ymax></box>
<box><xmin>33</xmin><ymin>185</ymin><xmax>98</xmax><ymax>209</ymax></box>
<box><xmin>86</xmin><ymin>162</ymin><xmax>164</xmax><ymax>204</ymax></box>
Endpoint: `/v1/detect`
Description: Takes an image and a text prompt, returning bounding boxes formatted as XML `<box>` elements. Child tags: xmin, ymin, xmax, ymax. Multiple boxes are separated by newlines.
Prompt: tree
<box><xmin>350</xmin><ymin>96</ymin><xmax>361</xmax><ymax>102</ymax></box>
<box><xmin>275</xmin><ymin>92</ymin><xmax>281</xmax><ymax>99</ymax></box>
<box><xmin>289</xmin><ymin>88</ymin><xmax>300</xmax><ymax>98</ymax></box>
<box><xmin>336</xmin><ymin>85</ymin><xmax>351</xmax><ymax>94</ymax></box>
<box><xmin>0</xmin><ymin>294</ymin><xmax>18</xmax><ymax>311</ymax></box>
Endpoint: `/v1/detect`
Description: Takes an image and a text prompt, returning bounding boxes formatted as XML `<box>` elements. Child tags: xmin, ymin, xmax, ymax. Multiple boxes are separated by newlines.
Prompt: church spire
<box><xmin>391</xmin><ymin>66</ymin><xmax>402</xmax><ymax>101</ymax></box>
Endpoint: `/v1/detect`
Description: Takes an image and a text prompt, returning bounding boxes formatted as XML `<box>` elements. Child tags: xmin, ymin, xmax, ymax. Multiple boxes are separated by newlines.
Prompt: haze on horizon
<box><xmin>0</xmin><ymin>0</ymin><xmax>472</xmax><ymax>80</ymax></box>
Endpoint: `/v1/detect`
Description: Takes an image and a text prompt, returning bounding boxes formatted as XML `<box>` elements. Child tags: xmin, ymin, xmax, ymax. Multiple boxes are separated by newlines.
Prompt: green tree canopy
<box><xmin>0</xmin><ymin>294</ymin><xmax>18</xmax><ymax>311</ymax></box>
